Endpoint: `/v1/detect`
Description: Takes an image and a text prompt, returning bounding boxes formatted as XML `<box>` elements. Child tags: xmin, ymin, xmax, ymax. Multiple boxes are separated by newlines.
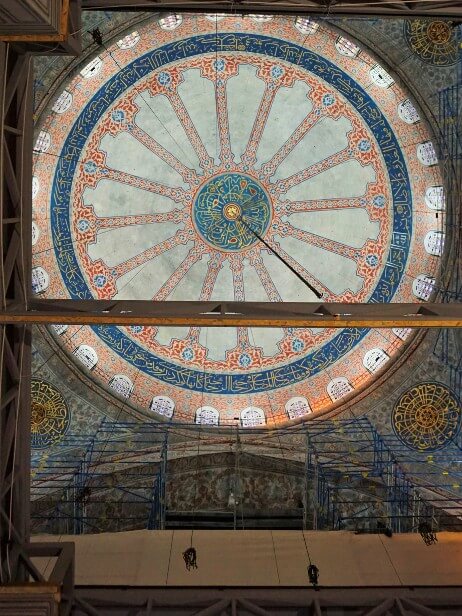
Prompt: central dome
<box><xmin>193</xmin><ymin>173</ymin><xmax>272</xmax><ymax>251</ymax></box>
<box><xmin>31</xmin><ymin>14</ymin><xmax>443</xmax><ymax>426</ymax></box>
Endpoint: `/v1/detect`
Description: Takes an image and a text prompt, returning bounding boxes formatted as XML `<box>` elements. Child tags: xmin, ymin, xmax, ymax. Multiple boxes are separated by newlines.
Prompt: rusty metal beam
<box><xmin>71</xmin><ymin>587</ymin><xmax>462</xmax><ymax>615</ymax></box>
<box><xmin>82</xmin><ymin>0</ymin><xmax>462</xmax><ymax>17</ymax></box>
<box><xmin>0</xmin><ymin>300</ymin><xmax>460</xmax><ymax>328</ymax></box>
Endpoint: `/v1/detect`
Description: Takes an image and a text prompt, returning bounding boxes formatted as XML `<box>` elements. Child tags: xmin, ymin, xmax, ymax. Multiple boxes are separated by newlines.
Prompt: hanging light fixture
<box><xmin>418</xmin><ymin>521</ymin><xmax>438</xmax><ymax>546</ymax></box>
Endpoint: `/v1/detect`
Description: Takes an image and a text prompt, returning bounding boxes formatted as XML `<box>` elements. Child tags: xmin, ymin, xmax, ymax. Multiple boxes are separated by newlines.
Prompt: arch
<box><xmin>363</xmin><ymin>348</ymin><xmax>389</xmax><ymax>374</ymax></box>
<box><xmin>327</xmin><ymin>378</ymin><xmax>353</xmax><ymax>402</ymax></box>
<box><xmin>241</xmin><ymin>406</ymin><xmax>265</xmax><ymax>427</ymax></box>
<box><xmin>73</xmin><ymin>345</ymin><xmax>98</xmax><ymax>370</ymax></box>
<box><xmin>285</xmin><ymin>396</ymin><xmax>312</xmax><ymax>420</ymax></box>
<box><xmin>150</xmin><ymin>395</ymin><xmax>175</xmax><ymax>418</ymax></box>
<box><xmin>31</xmin><ymin>267</ymin><xmax>49</xmax><ymax>294</ymax></box>
<box><xmin>195</xmin><ymin>406</ymin><xmax>219</xmax><ymax>425</ymax></box>
<box><xmin>109</xmin><ymin>374</ymin><xmax>134</xmax><ymax>398</ymax></box>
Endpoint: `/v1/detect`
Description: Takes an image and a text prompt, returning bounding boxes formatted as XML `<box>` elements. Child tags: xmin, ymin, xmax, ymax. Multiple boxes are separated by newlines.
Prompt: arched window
<box><xmin>425</xmin><ymin>186</ymin><xmax>445</xmax><ymax>210</ymax></box>
<box><xmin>117</xmin><ymin>31</ymin><xmax>140</xmax><ymax>49</ymax></box>
<box><xmin>195</xmin><ymin>406</ymin><xmax>219</xmax><ymax>426</ymax></box>
<box><xmin>327</xmin><ymin>378</ymin><xmax>353</xmax><ymax>402</ymax></box>
<box><xmin>32</xmin><ymin>222</ymin><xmax>40</xmax><ymax>246</ymax></box>
<box><xmin>424</xmin><ymin>231</ymin><xmax>445</xmax><ymax>256</ymax></box>
<box><xmin>335</xmin><ymin>36</ymin><xmax>360</xmax><ymax>57</ymax></box>
<box><xmin>158</xmin><ymin>14</ymin><xmax>182</xmax><ymax>30</ymax></box>
<box><xmin>80</xmin><ymin>57</ymin><xmax>102</xmax><ymax>79</ymax></box>
<box><xmin>370</xmin><ymin>65</ymin><xmax>394</xmax><ymax>88</ymax></box>
<box><xmin>412</xmin><ymin>275</ymin><xmax>435</xmax><ymax>301</ymax></box>
<box><xmin>249</xmin><ymin>14</ymin><xmax>272</xmax><ymax>22</ymax></box>
<box><xmin>294</xmin><ymin>17</ymin><xmax>318</xmax><ymax>34</ymax></box>
<box><xmin>109</xmin><ymin>374</ymin><xmax>134</xmax><ymax>399</ymax></box>
<box><xmin>32</xmin><ymin>176</ymin><xmax>39</xmax><ymax>199</ymax></box>
<box><xmin>241</xmin><ymin>406</ymin><xmax>265</xmax><ymax>427</ymax></box>
<box><xmin>52</xmin><ymin>324</ymin><xmax>68</xmax><ymax>336</ymax></box>
<box><xmin>205</xmin><ymin>14</ymin><xmax>226</xmax><ymax>21</ymax></box>
<box><xmin>285</xmin><ymin>396</ymin><xmax>312</xmax><ymax>420</ymax></box>
<box><xmin>150</xmin><ymin>395</ymin><xmax>175</xmax><ymax>418</ymax></box>
<box><xmin>417</xmin><ymin>141</ymin><xmax>438</xmax><ymax>166</ymax></box>
<box><xmin>31</xmin><ymin>267</ymin><xmax>49</xmax><ymax>294</ymax></box>
<box><xmin>52</xmin><ymin>90</ymin><xmax>72</xmax><ymax>114</ymax></box>
<box><xmin>363</xmin><ymin>348</ymin><xmax>389</xmax><ymax>374</ymax></box>
<box><xmin>34</xmin><ymin>130</ymin><xmax>51</xmax><ymax>153</ymax></box>
<box><xmin>392</xmin><ymin>328</ymin><xmax>412</xmax><ymax>341</ymax></box>
<box><xmin>73</xmin><ymin>345</ymin><xmax>98</xmax><ymax>370</ymax></box>
<box><xmin>398</xmin><ymin>99</ymin><xmax>420</xmax><ymax>124</ymax></box>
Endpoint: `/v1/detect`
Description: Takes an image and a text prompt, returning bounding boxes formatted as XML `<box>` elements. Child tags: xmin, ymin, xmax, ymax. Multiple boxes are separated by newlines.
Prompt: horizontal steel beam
<box><xmin>1</xmin><ymin>301</ymin><xmax>461</xmax><ymax>327</ymax></box>
<box><xmin>82</xmin><ymin>0</ymin><xmax>462</xmax><ymax>17</ymax></box>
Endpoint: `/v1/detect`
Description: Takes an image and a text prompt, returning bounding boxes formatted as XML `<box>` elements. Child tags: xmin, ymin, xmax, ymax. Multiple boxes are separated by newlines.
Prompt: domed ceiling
<box><xmin>32</xmin><ymin>14</ymin><xmax>444</xmax><ymax>427</ymax></box>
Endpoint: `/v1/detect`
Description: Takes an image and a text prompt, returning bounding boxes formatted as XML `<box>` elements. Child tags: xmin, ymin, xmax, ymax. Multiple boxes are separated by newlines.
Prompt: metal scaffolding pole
<box><xmin>0</xmin><ymin>42</ymin><xmax>33</xmax><ymax>584</ymax></box>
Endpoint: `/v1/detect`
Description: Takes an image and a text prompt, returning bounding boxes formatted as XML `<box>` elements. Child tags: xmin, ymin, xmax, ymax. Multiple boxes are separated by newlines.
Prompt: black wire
<box><xmin>239</xmin><ymin>216</ymin><xmax>323</xmax><ymax>299</ymax></box>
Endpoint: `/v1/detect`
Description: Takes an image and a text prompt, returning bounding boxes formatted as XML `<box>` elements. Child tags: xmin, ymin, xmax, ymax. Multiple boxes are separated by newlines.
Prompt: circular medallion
<box><xmin>404</xmin><ymin>20</ymin><xmax>459</xmax><ymax>66</ymax></box>
<box><xmin>193</xmin><ymin>173</ymin><xmax>271</xmax><ymax>251</ymax></box>
<box><xmin>31</xmin><ymin>380</ymin><xmax>70</xmax><ymax>449</ymax></box>
<box><xmin>392</xmin><ymin>382</ymin><xmax>461</xmax><ymax>451</ymax></box>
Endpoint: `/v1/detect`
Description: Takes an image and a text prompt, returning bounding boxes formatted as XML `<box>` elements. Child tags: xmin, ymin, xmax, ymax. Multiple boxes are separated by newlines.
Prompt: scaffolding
<box><xmin>304</xmin><ymin>417</ymin><xmax>462</xmax><ymax>533</ymax></box>
<box><xmin>31</xmin><ymin>420</ymin><xmax>169</xmax><ymax>534</ymax></box>
<box><xmin>31</xmin><ymin>416</ymin><xmax>462</xmax><ymax>535</ymax></box>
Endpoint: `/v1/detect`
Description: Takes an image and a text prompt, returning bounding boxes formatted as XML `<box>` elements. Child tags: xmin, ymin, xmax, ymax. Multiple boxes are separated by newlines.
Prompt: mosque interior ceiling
<box><xmin>30</xmin><ymin>10</ymin><xmax>461</xmax><ymax>532</ymax></box>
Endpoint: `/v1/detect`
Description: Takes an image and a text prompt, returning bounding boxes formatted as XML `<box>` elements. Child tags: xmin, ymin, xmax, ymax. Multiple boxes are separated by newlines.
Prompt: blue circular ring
<box><xmin>51</xmin><ymin>32</ymin><xmax>412</xmax><ymax>394</ymax></box>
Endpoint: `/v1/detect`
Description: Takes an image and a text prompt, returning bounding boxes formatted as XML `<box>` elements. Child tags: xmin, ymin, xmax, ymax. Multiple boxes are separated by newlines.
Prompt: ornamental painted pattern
<box><xmin>193</xmin><ymin>173</ymin><xmax>272</xmax><ymax>251</ymax></box>
<box><xmin>31</xmin><ymin>380</ymin><xmax>71</xmax><ymax>449</ymax></box>
<box><xmin>32</xmin><ymin>15</ymin><xmax>443</xmax><ymax>425</ymax></box>
<box><xmin>392</xmin><ymin>383</ymin><xmax>461</xmax><ymax>451</ymax></box>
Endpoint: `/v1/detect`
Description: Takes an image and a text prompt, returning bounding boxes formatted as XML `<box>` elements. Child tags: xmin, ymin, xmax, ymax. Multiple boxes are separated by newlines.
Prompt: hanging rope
<box><xmin>184</xmin><ymin>329</ymin><xmax>208</xmax><ymax>568</ymax></box>
<box><xmin>302</xmin><ymin>530</ymin><xmax>320</xmax><ymax>588</ymax></box>
<box><xmin>248</xmin><ymin>327</ymin><xmax>320</xmax><ymax>587</ymax></box>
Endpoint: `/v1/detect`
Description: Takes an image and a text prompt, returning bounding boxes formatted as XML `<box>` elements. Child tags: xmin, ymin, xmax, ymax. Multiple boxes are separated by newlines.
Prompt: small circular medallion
<box><xmin>223</xmin><ymin>203</ymin><xmax>241</xmax><ymax>221</ymax></box>
<box><xmin>392</xmin><ymin>382</ymin><xmax>461</xmax><ymax>451</ymax></box>
<box><xmin>427</xmin><ymin>21</ymin><xmax>452</xmax><ymax>44</ymax></box>
<box><xmin>193</xmin><ymin>173</ymin><xmax>272</xmax><ymax>251</ymax></box>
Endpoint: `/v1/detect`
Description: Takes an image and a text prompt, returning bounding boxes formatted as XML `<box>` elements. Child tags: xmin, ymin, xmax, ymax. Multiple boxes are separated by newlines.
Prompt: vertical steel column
<box><xmin>0</xmin><ymin>42</ymin><xmax>33</xmax><ymax>583</ymax></box>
